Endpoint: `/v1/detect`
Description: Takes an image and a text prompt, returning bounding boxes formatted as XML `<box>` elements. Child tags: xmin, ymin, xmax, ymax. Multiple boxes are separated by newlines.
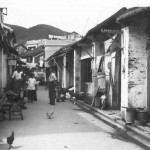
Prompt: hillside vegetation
<box><xmin>6</xmin><ymin>24</ymin><xmax>69</xmax><ymax>44</ymax></box>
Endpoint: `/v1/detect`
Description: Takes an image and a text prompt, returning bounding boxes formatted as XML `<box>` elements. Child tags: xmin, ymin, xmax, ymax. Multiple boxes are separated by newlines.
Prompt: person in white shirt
<box><xmin>12</xmin><ymin>67</ymin><xmax>23</xmax><ymax>96</ymax></box>
<box><xmin>32</xmin><ymin>68</ymin><xmax>38</xmax><ymax>101</ymax></box>
<box><xmin>27</xmin><ymin>73</ymin><xmax>37</xmax><ymax>103</ymax></box>
<box><xmin>32</xmin><ymin>67</ymin><xmax>38</xmax><ymax>79</ymax></box>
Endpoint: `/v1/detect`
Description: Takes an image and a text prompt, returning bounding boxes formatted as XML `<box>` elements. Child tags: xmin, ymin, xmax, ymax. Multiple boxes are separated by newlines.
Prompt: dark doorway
<box><xmin>81</xmin><ymin>58</ymin><xmax>92</xmax><ymax>91</ymax></box>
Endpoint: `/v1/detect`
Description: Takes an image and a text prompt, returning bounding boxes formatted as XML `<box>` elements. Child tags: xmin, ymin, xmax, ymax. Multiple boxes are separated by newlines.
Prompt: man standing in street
<box><xmin>12</xmin><ymin>67</ymin><xmax>23</xmax><ymax>96</ymax></box>
<box><xmin>32</xmin><ymin>67</ymin><xmax>38</xmax><ymax>101</ymax></box>
<box><xmin>47</xmin><ymin>67</ymin><xmax>57</xmax><ymax>117</ymax></box>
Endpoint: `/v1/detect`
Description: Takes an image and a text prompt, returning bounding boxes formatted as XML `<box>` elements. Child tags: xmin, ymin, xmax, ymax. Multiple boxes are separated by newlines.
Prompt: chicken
<box><xmin>7</xmin><ymin>131</ymin><xmax>14</xmax><ymax>149</ymax></box>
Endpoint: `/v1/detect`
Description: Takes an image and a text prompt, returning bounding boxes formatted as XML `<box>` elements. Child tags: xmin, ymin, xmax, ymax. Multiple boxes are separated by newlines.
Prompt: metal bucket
<box><xmin>137</xmin><ymin>110</ymin><xmax>149</xmax><ymax>123</ymax></box>
<box><xmin>125</xmin><ymin>108</ymin><xmax>136</xmax><ymax>124</ymax></box>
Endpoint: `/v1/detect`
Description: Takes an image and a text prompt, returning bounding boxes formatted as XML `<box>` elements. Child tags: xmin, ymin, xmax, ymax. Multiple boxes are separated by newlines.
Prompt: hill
<box><xmin>6</xmin><ymin>24</ymin><xmax>70</xmax><ymax>44</ymax></box>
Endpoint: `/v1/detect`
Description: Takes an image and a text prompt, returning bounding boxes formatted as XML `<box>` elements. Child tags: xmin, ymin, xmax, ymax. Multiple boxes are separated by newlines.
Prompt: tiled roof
<box><xmin>117</xmin><ymin>7</ymin><xmax>150</xmax><ymax>22</ymax></box>
<box><xmin>86</xmin><ymin>7</ymin><xmax>127</xmax><ymax>35</ymax></box>
<box><xmin>21</xmin><ymin>45</ymin><xmax>44</xmax><ymax>58</ymax></box>
<box><xmin>14</xmin><ymin>43</ymin><xmax>28</xmax><ymax>50</ymax></box>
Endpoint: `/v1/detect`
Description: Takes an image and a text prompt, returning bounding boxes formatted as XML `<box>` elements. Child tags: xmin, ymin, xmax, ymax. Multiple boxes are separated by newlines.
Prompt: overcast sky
<box><xmin>1</xmin><ymin>0</ymin><xmax>150</xmax><ymax>35</ymax></box>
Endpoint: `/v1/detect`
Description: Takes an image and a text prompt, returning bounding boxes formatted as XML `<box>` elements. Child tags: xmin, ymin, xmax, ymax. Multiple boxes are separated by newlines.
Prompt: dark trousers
<box><xmin>49</xmin><ymin>81</ymin><xmax>56</xmax><ymax>105</ymax></box>
<box><xmin>28</xmin><ymin>90</ymin><xmax>35</xmax><ymax>102</ymax></box>
<box><xmin>14</xmin><ymin>80</ymin><xmax>22</xmax><ymax>96</ymax></box>
<box><xmin>34</xmin><ymin>90</ymin><xmax>37</xmax><ymax>101</ymax></box>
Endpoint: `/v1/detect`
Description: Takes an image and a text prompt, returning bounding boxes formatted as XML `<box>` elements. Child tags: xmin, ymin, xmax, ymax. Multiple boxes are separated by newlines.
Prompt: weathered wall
<box><xmin>0</xmin><ymin>48</ymin><xmax>7</xmax><ymax>94</ymax></box>
<box><xmin>45</xmin><ymin>46</ymin><xmax>62</xmax><ymax>60</ymax></box>
<box><xmin>0</xmin><ymin>48</ymin><xmax>3</xmax><ymax>95</ymax></box>
<box><xmin>74</xmin><ymin>48</ymin><xmax>81</xmax><ymax>93</ymax></box>
<box><xmin>128</xmin><ymin>16</ymin><xmax>148</xmax><ymax>108</ymax></box>
<box><xmin>66</xmin><ymin>51</ymin><xmax>74</xmax><ymax>88</ymax></box>
<box><xmin>121</xmin><ymin>27</ymin><xmax>129</xmax><ymax>120</ymax></box>
<box><xmin>3</xmin><ymin>54</ymin><xmax>7</xmax><ymax>88</ymax></box>
<box><xmin>56</xmin><ymin>57</ymin><xmax>63</xmax><ymax>86</ymax></box>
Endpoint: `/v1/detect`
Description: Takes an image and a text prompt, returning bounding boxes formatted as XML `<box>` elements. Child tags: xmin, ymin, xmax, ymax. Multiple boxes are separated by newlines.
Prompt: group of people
<box><xmin>11</xmin><ymin>67</ymin><xmax>38</xmax><ymax>103</ymax></box>
<box><xmin>11</xmin><ymin>66</ymin><xmax>67</xmax><ymax>118</ymax></box>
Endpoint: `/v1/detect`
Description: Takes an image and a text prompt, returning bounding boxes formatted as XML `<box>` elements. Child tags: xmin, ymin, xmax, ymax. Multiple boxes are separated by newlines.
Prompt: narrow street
<box><xmin>0</xmin><ymin>86</ymin><xmax>147</xmax><ymax>150</ymax></box>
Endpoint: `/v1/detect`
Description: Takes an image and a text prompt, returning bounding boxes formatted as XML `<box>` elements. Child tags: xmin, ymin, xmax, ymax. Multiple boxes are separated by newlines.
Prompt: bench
<box><xmin>0</xmin><ymin>91</ymin><xmax>11</xmax><ymax>120</ymax></box>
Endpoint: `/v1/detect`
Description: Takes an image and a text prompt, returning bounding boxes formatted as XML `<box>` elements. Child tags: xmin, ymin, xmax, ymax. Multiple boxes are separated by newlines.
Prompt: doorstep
<box><xmin>70</xmin><ymin>98</ymin><xmax>150</xmax><ymax>148</ymax></box>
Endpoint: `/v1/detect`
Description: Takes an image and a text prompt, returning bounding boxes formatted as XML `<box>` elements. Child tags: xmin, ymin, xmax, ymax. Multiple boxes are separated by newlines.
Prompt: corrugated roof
<box><xmin>21</xmin><ymin>45</ymin><xmax>44</xmax><ymax>58</ymax></box>
<box><xmin>86</xmin><ymin>7</ymin><xmax>127</xmax><ymax>35</ymax></box>
<box><xmin>117</xmin><ymin>7</ymin><xmax>150</xmax><ymax>22</ymax></box>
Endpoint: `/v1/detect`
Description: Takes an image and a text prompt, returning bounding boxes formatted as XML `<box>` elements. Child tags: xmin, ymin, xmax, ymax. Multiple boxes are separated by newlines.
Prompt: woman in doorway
<box><xmin>47</xmin><ymin>68</ymin><xmax>57</xmax><ymax>117</ymax></box>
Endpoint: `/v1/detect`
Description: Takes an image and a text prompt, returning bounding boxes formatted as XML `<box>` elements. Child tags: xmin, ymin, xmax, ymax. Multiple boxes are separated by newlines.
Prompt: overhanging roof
<box><xmin>14</xmin><ymin>43</ymin><xmax>28</xmax><ymax>50</ymax></box>
<box><xmin>9</xmin><ymin>46</ymin><xmax>18</xmax><ymax>55</ymax></box>
<box><xmin>86</xmin><ymin>7</ymin><xmax>127</xmax><ymax>36</ymax></box>
<box><xmin>21</xmin><ymin>45</ymin><xmax>44</xmax><ymax>58</ymax></box>
<box><xmin>117</xmin><ymin>7</ymin><xmax>150</xmax><ymax>22</ymax></box>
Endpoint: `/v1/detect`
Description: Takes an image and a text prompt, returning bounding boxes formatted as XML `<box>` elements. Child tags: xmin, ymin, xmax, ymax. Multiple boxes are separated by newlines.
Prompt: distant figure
<box><xmin>26</xmin><ymin>73</ymin><xmax>37</xmax><ymax>103</ymax></box>
<box><xmin>100</xmin><ymin>92</ymin><xmax>107</xmax><ymax>110</ymax></box>
<box><xmin>32</xmin><ymin>67</ymin><xmax>38</xmax><ymax>101</ymax></box>
<box><xmin>12</xmin><ymin>67</ymin><xmax>23</xmax><ymax>96</ymax></box>
<box><xmin>47</xmin><ymin>68</ymin><xmax>57</xmax><ymax>117</ymax></box>
<box><xmin>32</xmin><ymin>67</ymin><xmax>38</xmax><ymax>79</ymax></box>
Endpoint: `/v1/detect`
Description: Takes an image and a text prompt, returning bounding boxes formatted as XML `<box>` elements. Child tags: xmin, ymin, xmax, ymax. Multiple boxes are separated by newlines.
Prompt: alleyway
<box><xmin>0</xmin><ymin>86</ymin><xmax>147</xmax><ymax>150</ymax></box>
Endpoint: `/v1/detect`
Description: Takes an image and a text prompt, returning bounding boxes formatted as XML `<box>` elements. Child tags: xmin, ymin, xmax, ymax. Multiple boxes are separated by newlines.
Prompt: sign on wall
<box><xmin>8</xmin><ymin>59</ymin><xmax>17</xmax><ymax>66</ymax></box>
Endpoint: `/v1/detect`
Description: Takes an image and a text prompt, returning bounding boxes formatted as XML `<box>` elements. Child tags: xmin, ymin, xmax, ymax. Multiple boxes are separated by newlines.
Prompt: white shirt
<box><xmin>49</xmin><ymin>72</ymin><xmax>57</xmax><ymax>81</ymax></box>
<box><xmin>34</xmin><ymin>71</ymin><xmax>38</xmax><ymax>78</ymax></box>
<box><xmin>27</xmin><ymin>78</ymin><xmax>36</xmax><ymax>90</ymax></box>
<box><xmin>12</xmin><ymin>71</ymin><xmax>23</xmax><ymax>80</ymax></box>
<box><xmin>101</xmin><ymin>95</ymin><xmax>106</xmax><ymax>100</ymax></box>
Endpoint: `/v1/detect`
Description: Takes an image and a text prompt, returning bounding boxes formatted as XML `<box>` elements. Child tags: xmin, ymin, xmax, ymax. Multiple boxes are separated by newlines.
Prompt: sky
<box><xmin>1</xmin><ymin>0</ymin><xmax>150</xmax><ymax>35</ymax></box>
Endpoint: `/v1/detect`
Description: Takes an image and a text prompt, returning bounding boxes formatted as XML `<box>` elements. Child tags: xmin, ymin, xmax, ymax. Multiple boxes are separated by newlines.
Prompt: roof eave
<box><xmin>86</xmin><ymin>7</ymin><xmax>127</xmax><ymax>36</ymax></box>
<box><xmin>117</xmin><ymin>7</ymin><xmax>150</xmax><ymax>23</ymax></box>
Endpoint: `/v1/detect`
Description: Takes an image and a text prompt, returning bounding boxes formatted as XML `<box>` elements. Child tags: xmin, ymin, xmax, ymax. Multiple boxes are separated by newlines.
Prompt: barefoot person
<box><xmin>47</xmin><ymin>68</ymin><xmax>57</xmax><ymax>117</ymax></box>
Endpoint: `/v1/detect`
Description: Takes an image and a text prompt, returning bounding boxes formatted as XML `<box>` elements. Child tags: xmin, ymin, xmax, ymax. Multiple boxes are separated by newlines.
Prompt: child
<box><xmin>100</xmin><ymin>92</ymin><xmax>107</xmax><ymax>110</ymax></box>
<box><xmin>27</xmin><ymin>73</ymin><xmax>37</xmax><ymax>103</ymax></box>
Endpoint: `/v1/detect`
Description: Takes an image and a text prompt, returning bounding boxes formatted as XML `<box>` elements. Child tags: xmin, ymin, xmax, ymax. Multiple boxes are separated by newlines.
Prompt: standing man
<box><xmin>47</xmin><ymin>67</ymin><xmax>57</xmax><ymax>117</ymax></box>
<box><xmin>12</xmin><ymin>67</ymin><xmax>23</xmax><ymax>96</ymax></box>
<box><xmin>32</xmin><ymin>68</ymin><xmax>38</xmax><ymax>101</ymax></box>
<box><xmin>26</xmin><ymin>73</ymin><xmax>37</xmax><ymax>103</ymax></box>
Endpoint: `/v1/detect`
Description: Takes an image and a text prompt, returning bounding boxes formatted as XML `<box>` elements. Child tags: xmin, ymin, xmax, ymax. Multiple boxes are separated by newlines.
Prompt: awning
<box><xmin>9</xmin><ymin>46</ymin><xmax>18</xmax><ymax>56</ymax></box>
<box><xmin>17</xmin><ymin>59</ymin><xmax>26</xmax><ymax>65</ymax></box>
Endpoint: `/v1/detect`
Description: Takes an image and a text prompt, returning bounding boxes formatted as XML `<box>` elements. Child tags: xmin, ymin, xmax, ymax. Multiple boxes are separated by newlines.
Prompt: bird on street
<box><xmin>7</xmin><ymin>131</ymin><xmax>14</xmax><ymax>149</ymax></box>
